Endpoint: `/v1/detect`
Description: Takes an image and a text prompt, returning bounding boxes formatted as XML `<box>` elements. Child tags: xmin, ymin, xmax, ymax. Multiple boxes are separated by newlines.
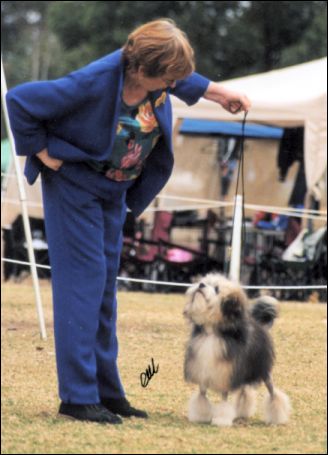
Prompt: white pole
<box><xmin>229</xmin><ymin>194</ymin><xmax>243</xmax><ymax>282</ymax></box>
<box><xmin>1</xmin><ymin>56</ymin><xmax>47</xmax><ymax>340</ymax></box>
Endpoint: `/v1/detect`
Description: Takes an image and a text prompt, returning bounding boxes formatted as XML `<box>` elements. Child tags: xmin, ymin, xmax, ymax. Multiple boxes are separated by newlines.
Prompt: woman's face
<box><xmin>136</xmin><ymin>67</ymin><xmax>177</xmax><ymax>91</ymax></box>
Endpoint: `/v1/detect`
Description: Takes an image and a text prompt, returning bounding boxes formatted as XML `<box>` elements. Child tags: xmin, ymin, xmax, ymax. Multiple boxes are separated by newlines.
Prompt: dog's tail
<box><xmin>251</xmin><ymin>296</ymin><xmax>278</xmax><ymax>328</ymax></box>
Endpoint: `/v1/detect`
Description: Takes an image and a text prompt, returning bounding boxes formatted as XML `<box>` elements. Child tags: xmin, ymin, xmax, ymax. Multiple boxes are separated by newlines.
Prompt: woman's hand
<box><xmin>36</xmin><ymin>148</ymin><xmax>63</xmax><ymax>171</ymax></box>
<box><xmin>203</xmin><ymin>82</ymin><xmax>251</xmax><ymax>114</ymax></box>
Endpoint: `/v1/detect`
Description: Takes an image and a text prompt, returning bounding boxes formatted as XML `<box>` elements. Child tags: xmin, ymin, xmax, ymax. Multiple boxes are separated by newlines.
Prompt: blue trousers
<box><xmin>41</xmin><ymin>163</ymin><xmax>133</xmax><ymax>404</ymax></box>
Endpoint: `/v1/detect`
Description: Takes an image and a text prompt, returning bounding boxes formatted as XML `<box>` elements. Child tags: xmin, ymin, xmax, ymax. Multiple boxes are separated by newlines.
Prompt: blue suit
<box><xmin>6</xmin><ymin>49</ymin><xmax>210</xmax><ymax>404</ymax></box>
<box><xmin>6</xmin><ymin>49</ymin><xmax>210</xmax><ymax>217</ymax></box>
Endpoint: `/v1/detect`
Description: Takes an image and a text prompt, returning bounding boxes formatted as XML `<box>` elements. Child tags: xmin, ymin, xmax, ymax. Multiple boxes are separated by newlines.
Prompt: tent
<box><xmin>171</xmin><ymin>58</ymin><xmax>327</xmax><ymax>197</ymax></box>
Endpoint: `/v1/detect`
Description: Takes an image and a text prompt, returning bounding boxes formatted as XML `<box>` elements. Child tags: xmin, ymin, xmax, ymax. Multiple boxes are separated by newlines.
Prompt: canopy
<box><xmin>180</xmin><ymin>119</ymin><xmax>283</xmax><ymax>139</ymax></box>
<box><xmin>172</xmin><ymin>58</ymin><xmax>327</xmax><ymax>194</ymax></box>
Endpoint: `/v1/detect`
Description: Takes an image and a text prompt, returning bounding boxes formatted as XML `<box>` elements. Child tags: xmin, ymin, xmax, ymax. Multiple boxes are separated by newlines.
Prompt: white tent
<box><xmin>172</xmin><ymin>58</ymin><xmax>327</xmax><ymax>197</ymax></box>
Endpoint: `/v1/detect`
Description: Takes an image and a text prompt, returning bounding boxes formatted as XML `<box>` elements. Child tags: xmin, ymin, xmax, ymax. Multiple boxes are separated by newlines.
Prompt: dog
<box><xmin>183</xmin><ymin>273</ymin><xmax>290</xmax><ymax>426</ymax></box>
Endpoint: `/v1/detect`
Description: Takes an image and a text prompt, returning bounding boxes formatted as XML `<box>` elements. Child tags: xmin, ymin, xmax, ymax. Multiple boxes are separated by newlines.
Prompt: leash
<box><xmin>229</xmin><ymin>111</ymin><xmax>248</xmax><ymax>272</ymax></box>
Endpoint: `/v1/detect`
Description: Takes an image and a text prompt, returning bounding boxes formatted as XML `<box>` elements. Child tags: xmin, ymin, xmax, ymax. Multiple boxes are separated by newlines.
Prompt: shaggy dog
<box><xmin>183</xmin><ymin>273</ymin><xmax>290</xmax><ymax>426</ymax></box>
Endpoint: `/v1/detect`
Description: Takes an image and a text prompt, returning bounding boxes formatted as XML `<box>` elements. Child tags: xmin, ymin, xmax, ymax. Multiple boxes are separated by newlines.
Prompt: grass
<box><xmin>1</xmin><ymin>281</ymin><xmax>327</xmax><ymax>454</ymax></box>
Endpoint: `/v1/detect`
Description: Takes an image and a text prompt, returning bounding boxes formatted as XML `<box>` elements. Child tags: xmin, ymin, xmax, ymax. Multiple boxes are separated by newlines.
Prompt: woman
<box><xmin>6</xmin><ymin>19</ymin><xmax>251</xmax><ymax>424</ymax></box>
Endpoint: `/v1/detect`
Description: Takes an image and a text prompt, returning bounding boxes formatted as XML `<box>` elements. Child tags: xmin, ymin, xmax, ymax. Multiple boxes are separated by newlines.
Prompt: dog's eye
<box><xmin>214</xmin><ymin>286</ymin><xmax>219</xmax><ymax>294</ymax></box>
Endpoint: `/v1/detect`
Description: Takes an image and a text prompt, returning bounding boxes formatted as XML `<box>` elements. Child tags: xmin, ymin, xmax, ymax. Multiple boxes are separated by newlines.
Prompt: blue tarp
<box><xmin>180</xmin><ymin>119</ymin><xmax>283</xmax><ymax>139</ymax></box>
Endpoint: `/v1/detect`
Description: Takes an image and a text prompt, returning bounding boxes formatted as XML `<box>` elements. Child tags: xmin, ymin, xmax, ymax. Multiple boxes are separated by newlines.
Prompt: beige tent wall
<box><xmin>161</xmin><ymin>122</ymin><xmax>220</xmax><ymax>203</ymax></box>
<box><xmin>162</xmin><ymin>133</ymin><xmax>300</xmax><ymax>211</ymax></box>
<box><xmin>157</xmin><ymin>128</ymin><xmax>319</xmax><ymax>248</ymax></box>
<box><xmin>162</xmin><ymin>117</ymin><xmax>305</xmax><ymax>207</ymax></box>
<box><xmin>225</xmin><ymin>140</ymin><xmax>300</xmax><ymax>214</ymax></box>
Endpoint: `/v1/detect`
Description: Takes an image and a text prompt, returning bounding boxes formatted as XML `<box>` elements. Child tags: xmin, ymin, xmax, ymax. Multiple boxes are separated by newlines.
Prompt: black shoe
<box><xmin>101</xmin><ymin>397</ymin><xmax>148</xmax><ymax>419</ymax></box>
<box><xmin>58</xmin><ymin>402</ymin><xmax>123</xmax><ymax>424</ymax></box>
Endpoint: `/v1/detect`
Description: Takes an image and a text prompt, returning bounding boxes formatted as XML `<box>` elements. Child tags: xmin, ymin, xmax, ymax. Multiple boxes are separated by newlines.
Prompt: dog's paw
<box><xmin>235</xmin><ymin>386</ymin><xmax>257</xmax><ymax>419</ymax></box>
<box><xmin>211</xmin><ymin>401</ymin><xmax>236</xmax><ymax>427</ymax></box>
<box><xmin>263</xmin><ymin>389</ymin><xmax>291</xmax><ymax>425</ymax></box>
<box><xmin>188</xmin><ymin>391</ymin><xmax>213</xmax><ymax>423</ymax></box>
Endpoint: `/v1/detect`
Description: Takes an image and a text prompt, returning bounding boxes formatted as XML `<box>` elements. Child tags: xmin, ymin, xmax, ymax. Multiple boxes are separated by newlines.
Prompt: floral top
<box><xmin>86</xmin><ymin>97</ymin><xmax>161</xmax><ymax>181</ymax></box>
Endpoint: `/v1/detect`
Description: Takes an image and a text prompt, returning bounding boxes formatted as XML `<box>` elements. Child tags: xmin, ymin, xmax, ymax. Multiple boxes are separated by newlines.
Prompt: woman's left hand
<box><xmin>203</xmin><ymin>81</ymin><xmax>251</xmax><ymax>114</ymax></box>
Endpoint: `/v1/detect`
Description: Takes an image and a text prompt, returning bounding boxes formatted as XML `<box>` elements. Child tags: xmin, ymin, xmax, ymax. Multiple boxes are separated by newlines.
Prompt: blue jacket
<box><xmin>5</xmin><ymin>49</ymin><xmax>210</xmax><ymax>217</ymax></box>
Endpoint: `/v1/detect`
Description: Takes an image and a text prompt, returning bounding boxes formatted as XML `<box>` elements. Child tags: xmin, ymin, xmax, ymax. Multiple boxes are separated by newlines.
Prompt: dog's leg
<box><xmin>264</xmin><ymin>376</ymin><xmax>274</xmax><ymax>398</ymax></box>
<box><xmin>263</xmin><ymin>376</ymin><xmax>291</xmax><ymax>425</ymax></box>
<box><xmin>211</xmin><ymin>391</ymin><xmax>236</xmax><ymax>427</ymax></box>
<box><xmin>187</xmin><ymin>389</ymin><xmax>212</xmax><ymax>423</ymax></box>
<box><xmin>235</xmin><ymin>386</ymin><xmax>257</xmax><ymax>419</ymax></box>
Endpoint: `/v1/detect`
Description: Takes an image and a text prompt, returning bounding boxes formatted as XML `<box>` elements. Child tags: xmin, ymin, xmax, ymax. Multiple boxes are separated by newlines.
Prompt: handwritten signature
<box><xmin>140</xmin><ymin>358</ymin><xmax>159</xmax><ymax>388</ymax></box>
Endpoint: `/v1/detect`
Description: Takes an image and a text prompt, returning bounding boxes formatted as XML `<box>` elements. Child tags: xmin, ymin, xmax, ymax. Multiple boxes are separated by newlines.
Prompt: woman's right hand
<box><xmin>36</xmin><ymin>148</ymin><xmax>63</xmax><ymax>171</ymax></box>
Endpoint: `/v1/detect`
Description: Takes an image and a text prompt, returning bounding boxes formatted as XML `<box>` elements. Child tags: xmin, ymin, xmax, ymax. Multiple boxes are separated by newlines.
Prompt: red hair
<box><xmin>122</xmin><ymin>19</ymin><xmax>195</xmax><ymax>79</ymax></box>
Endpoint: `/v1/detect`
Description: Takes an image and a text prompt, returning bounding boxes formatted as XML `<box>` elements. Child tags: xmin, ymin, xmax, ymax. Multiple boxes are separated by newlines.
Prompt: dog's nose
<box><xmin>198</xmin><ymin>283</ymin><xmax>206</xmax><ymax>289</ymax></box>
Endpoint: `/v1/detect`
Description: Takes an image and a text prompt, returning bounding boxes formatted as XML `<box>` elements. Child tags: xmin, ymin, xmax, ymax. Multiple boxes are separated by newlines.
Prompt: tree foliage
<box><xmin>2</xmin><ymin>1</ymin><xmax>326</xmax><ymax>84</ymax></box>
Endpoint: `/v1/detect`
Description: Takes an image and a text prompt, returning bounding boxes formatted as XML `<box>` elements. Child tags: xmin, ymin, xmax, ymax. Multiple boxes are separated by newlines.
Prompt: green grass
<box><xmin>1</xmin><ymin>281</ymin><xmax>327</xmax><ymax>454</ymax></box>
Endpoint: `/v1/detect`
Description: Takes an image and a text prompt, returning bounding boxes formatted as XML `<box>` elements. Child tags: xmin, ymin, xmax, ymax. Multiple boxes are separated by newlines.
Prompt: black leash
<box><xmin>229</xmin><ymin>111</ymin><xmax>248</xmax><ymax>273</ymax></box>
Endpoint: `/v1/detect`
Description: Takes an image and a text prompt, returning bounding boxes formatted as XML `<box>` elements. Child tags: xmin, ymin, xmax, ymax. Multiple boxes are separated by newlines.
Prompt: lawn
<box><xmin>1</xmin><ymin>281</ymin><xmax>327</xmax><ymax>454</ymax></box>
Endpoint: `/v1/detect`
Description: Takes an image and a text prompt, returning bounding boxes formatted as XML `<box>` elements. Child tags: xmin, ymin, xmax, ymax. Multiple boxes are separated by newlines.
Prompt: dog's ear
<box><xmin>221</xmin><ymin>292</ymin><xmax>245</xmax><ymax>320</ymax></box>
